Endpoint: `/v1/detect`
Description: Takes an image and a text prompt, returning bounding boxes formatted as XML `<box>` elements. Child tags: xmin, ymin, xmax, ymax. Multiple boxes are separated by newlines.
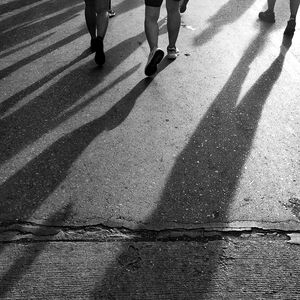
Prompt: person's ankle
<box><xmin>150</xmin><ymin>46</ymin><xmax>158</xmax><ymax>52</ymax></box>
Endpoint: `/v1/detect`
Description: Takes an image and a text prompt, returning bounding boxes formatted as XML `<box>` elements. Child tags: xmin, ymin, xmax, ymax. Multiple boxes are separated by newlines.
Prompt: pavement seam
<box><xmin>0</xmin><ymin>222</ymin><xmax>300</xmax><ymax>243</ymax></box>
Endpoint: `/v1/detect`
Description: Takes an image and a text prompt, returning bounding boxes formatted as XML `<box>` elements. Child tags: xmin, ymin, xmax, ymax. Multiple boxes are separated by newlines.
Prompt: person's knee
<box><xmin>145</xmin><ymin>6</ymin><xmax>160</xmax><ymax>23</ymax></box>
<box><xmin>94</xmin><ymin>0</ymin><xmax>109</xmax><ymax>13</ymax></box>
<box><xmin>145</xmin><ymin>13</ymin><xmax>159</xmax><ymax>24</ymax></box>
<box><xmin>166</xmin><ymin>0</ymin><xmax>180</xmax><ymax>13</ymax></box>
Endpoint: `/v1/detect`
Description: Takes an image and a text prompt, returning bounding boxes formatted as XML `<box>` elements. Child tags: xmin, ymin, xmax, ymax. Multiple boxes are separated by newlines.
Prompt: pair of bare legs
<box><xmin>266</xmin><ymin>0</ymin><xmax>300</xmax><ymax>17</ymax></box>
<box><xmin>144</xmin><ymin>0</ymin><xmax>181</xmax><ymax>76</ymax></box>
<box><xmin>84</xmin><ymin>0</ymin><xmax>109</xmax><ymax>65</ymax></box>
<box><xmin>259</xmin><ymin>0</ymin><xmax>300</xmax><ymax>36</ymax></box>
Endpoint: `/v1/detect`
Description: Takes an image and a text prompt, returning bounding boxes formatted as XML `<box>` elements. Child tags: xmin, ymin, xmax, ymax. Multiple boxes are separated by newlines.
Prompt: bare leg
<box><xmin>290</xmin><ymin>0</ymin><xmax>300</xmax><ymax>18</ymax></box>
<box><xmin>144</xmin><ymin>5</ymin><xmax>164</xmax><ymax>76</ymax></box>
<box><xmin>166</xmin><ymin>0</ymin><xmax>181</xmax><ymax>49</ymax></box>
<box><xmin>85</xmin><ymin>2</ymin><xmax>96</xmax><ymax>39</ymax></box>
<box><xmin>144</xmin><ymin>5</ymin><xmax>160</xmax><ymax>51</ymax></box>
<box><xmin>93</xmin><ymin>0</ymin><xmax>109</xmax><ymax>65</ymax></box>
<box><xmin>96</xmin><ymin>11</ymin><xmax>109</xmax><ymax>38</ymax></box>
<box><xmin>284</xmin><ymin>0</ymin><xmax>299</xmax><ymax>36</ymax></box>
<box><xmin>95</xmin><ymin>0</ymin><xmax>109</xmax><ymax>39</ymax></box>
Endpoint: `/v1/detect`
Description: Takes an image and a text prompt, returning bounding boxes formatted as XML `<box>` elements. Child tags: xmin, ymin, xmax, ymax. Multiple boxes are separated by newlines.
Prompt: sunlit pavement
<box><xmin>0</xmin><ymin>0</ymin><xmax>300</xmax><ymax>298</ymax></box>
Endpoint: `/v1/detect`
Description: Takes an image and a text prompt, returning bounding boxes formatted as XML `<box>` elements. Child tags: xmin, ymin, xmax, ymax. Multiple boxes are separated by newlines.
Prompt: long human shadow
<box><xmin>91</xmin><ymin>31</ymin><xmax>291</xmax><ymax>299</ymax></box>
<box><xmin>0</xmin><ymin>0</ymin><xmax>142</xmax><ymax>60</ymax></box>
<box><xmin>0</xmin><ymin>28</ymin><xmax>86</xmax><ymax>81</ymax></box>
<box><xmin>0</xmin><ymin>68</ymin><xmax>144</xmax><ymax>294</ymax></box>
<box><xmin>0</xmin><ymin>59</ymin><xmax>173</xmax><ymax>269</ymax></box>
<box><xmin>0</xmin><ymin>22</ymin><xmax>168</xmax><ymax>165</ymax></box>
<box><xmin>0</xmin><ymin>204</ymin><xmax>73</xmax><ymax>299</ymax></box>
<box><xmin>0</xmin><ymin>44</ymin><xmax>91</xmax><ymax>116</ymax></box>
<box><xmin>0</xmin><ymin>33</ymin><xmax>144</xmax><ymax>165</ymax></box>
<box><xmin>0</xmin><ymin>0</ymin><xmax>141</xmax><ymax>17</ymax></box>
<box><xmin>193</xmin><ymin>0</ymin><xmax>256</xmax><ymax>46</ymax></box>
<box><xmin>0</xmin><ymin>76</ymin><xmax>154</xmax><ymax>224</ymax></box>
<box><xmin>0</xmin><ymin>64</ymin><xmax>172</xmax><ymax>299</ymax></box>
<box><xmin>0</xmin><ymin>0</ymin><xmax>82</xmax><ymax>33</ymax></box>
<box><xmin>0</xmin><ymin>2</ymin><xmax>83</xmax><ymax>52</ymax></box>
<box><xmin>0</xmin><ymin>32</ymin><xmax>54</xmax><ymax>60</ymax></box>
<box><xmin>0</xmin><ymin>0</ymin><xmax>43</xmax><ymax>15</ymax></box>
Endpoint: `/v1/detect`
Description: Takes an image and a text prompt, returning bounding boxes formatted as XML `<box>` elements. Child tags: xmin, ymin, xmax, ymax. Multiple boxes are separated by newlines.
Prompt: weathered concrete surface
<box><xmin>1</xmin><ymin>0</ymin><xmax>300</xmax><ymax>231</ymax></box>
<box><xmin>0</xmin><ymin>234</ymin><xmax>300</xmax><ymax>299</ymax></box>
<box><xmin>1</xmin><ymin>0</ymin><xmax>300</xmax><ymax>298</ymax></box>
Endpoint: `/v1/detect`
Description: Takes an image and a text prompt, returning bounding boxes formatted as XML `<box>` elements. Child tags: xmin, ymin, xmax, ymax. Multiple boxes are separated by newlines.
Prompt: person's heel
<box><xmin>94</xmin><ymin>37</ymin><xmax>105</xmax><ymax>66</ymax></box>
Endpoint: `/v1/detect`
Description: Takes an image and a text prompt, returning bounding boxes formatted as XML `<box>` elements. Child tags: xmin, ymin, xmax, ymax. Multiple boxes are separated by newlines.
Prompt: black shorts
<box><xmin>145</xmin><ymin>0</ymin><xmax>180</xmax><ymax>7</ymax></box>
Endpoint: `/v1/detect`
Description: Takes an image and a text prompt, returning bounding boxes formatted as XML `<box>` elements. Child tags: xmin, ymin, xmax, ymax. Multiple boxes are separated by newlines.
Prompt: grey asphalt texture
<box><xmin>1</xmin><ymin>0</ymin><xmax>300</xmax><ymax>298</ymax></box>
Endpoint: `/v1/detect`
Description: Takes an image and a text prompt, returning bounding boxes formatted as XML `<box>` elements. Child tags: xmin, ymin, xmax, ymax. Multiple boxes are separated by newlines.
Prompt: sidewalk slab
<box><xmin>0</xmin><ymin>1</ymin><xmax>300</xmax><ymax>231</ymax></box>
<box><xmin>0</xmin><ymin>235</ymin><xmax>300</xmax><ymax>299</ymax></box>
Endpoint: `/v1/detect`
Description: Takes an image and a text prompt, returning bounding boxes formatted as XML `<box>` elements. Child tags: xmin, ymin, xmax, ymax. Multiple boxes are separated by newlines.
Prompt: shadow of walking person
<box><xmin>0</xmin><ymin>77</ymin><xmax>154</xmax><ymax>223</ymax></box>
<box><xmin>193</xmin><ymin>0</ymin><xmax>256</xmax><ymax>47</ymax></box>
<box><xmin>0</xmin><ymin>0</ymin><xmax>44</xmax><ymax>15</ymax></box>
<box><xmin>0</xmin><ymin>204</ymin><xmax>73</xmax><ymax>299</ymax></box>
<box><xmin>0</xmin><ymin>0</ymin><xmax>83</xmax><ymax>52</ymax></box>
<box><xmin>91</xmin><ymin>30</ymin><xmax>291</xmax><ymax>299</ymax></box>
<box><xmin>0</xmin><ymin>30</ymin><xmax>146</xmax><ymax>165</ymax></box>
<box><xmin>0</xmin><ymin>47</ymin><xmax>91</xmax><ymax>116</ymax></box>
<box><xmin>0</xmin><ymin>21</ymin><xmax>168</xmax><ymax>166</ymax></box>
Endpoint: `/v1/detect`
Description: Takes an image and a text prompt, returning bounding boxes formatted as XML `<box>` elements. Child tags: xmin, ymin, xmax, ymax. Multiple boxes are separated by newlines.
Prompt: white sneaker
<box><xmin>167</xmin><ymin>47</ymin><xmax>179</xmax><ymax>60</ymax></box>
<box><xmin>144</xmin><ymin>47</ymin><xmax>165</xmax><ymax>76</ymax></box>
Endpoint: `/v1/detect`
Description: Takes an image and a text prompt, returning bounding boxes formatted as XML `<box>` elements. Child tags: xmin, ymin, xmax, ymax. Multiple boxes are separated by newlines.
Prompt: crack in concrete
<box><xmin>0</xmin><ymin>221</ymin><xmax>300</xmax><ymax>243</ymax></box>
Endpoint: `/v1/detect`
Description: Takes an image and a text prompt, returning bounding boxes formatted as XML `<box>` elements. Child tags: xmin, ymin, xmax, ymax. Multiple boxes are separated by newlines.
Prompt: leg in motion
<box><xmin>166</xmin><ymin>0</ymin><xmax>181</xmax><ymax>59</ymax></box>
<box><xmin>94</xmin><ymin>0</ymin><xmax>109</xmax><ymax>65</ymax></box>
<box><xmin>84</xmin><ymin>0</ymin><xmax>97</xmax><ymax>51</ymax></box>
<box><xmin>144</xmin><ymin>2</ymin><xmax>164</xmax><ymax>76</ymax></box>
<box><xmin>108</xmin><ymin>0</ymin><xmax>116</xmax><ymax>18</ymax></box>
<box><xmin>284</xmin><ymin>0</ymin><xmax>300</xmax><ymax>36</ymax></box>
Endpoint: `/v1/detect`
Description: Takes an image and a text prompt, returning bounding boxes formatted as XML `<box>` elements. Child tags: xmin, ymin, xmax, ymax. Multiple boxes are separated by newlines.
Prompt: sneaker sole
<box><xmin>167</xmin><ymin>53</ymin><xmax>178</xmax><ymax>60</ymax></box>
<box><xmin>145</xmin><ymin>49</ymin><xmax>164</xmax><ymax>76</ymax></box>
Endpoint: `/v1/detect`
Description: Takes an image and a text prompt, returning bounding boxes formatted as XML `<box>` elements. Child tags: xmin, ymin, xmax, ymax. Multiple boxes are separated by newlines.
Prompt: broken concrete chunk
<box><xmin>287</xmin><ymin>233</ymin><xmax>300</xmax><ymax>245</ymax></box>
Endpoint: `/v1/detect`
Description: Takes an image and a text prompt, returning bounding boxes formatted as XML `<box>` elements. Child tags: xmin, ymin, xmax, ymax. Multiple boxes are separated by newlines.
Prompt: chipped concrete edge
<box><xmin>1</xmin><ymin>219</ymin><xmax>300</xmax><ymax>243</ymax></box>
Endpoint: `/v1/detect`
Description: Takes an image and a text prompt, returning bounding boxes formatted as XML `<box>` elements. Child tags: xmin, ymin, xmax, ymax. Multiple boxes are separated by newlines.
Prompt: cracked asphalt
<box><xmin>0</xmin><ymin>0</ymin><xmax>300</xmax><ymax>298</ymax></box>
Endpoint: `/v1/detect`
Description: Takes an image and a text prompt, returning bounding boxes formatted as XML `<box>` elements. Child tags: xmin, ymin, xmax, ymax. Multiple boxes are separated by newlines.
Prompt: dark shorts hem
<box><xmin>145</xmin><ymin>0</ymin><xmax>180</xmax><ymax>7</ymax></box>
